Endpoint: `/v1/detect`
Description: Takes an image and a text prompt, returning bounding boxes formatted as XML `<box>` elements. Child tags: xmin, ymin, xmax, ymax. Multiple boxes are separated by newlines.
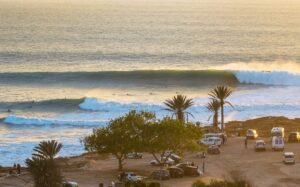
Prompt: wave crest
<box><xmin>234</xmin><ymin>71</ymin><xmax>300</xmax><ymax>86</ymax></box>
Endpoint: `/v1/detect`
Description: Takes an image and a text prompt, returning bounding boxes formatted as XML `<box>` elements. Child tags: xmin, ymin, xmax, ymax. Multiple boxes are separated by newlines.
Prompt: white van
<box><xmin>199</xmin><ymin>137</ymin><xmax>222</xmax><ymax>146</ymax></box>
<box><xmin>272</xmin><ymin>136</ymin><xmax>284</xmax><ymax>151</ymax></box>
<box><xmin>203</xmin><ymin>133</ymin><xmax>227</xmax><ymax>143</ymax></box>
<box><xmin>271</xmin><ymin>127</ymin><xmax>284</xmax><ymax>138</ymax></box>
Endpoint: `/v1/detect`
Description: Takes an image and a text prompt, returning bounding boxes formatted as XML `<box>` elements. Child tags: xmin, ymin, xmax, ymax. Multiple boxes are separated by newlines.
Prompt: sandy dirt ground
<box><xmin>1</xmin><ymin>137</ymin><xmax>300</xmax><ymax>187</ymax></box>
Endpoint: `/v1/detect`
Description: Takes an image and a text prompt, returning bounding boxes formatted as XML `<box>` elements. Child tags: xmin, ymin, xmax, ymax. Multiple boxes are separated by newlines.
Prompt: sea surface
<box><xmin>0</xmin><ymin>0</ymin><xmax>300</xmax><ymax>166</ymax></box>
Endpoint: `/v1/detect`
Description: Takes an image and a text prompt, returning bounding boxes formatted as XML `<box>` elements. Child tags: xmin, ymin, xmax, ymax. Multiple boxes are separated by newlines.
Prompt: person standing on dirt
<box><xmin>17</xmin><ymin>164</ymin><xmax>21</xmax><ymax>174</ymax></box>
<box><xmin>245</xmin><ymin>137</ymin><xmax>248</xmax><ymax>149</ymax></box>
<box><xmin>221</xmin><ymin>134</ymin><xmax>225</xmax><ymax>145</ymax></box>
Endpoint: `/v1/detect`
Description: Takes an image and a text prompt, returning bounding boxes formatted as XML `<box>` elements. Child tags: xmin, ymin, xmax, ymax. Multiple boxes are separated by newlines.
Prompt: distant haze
<box><xmin>0</xmin><ymin>0</ymin><xmax>299</xmax><ymax>72</ymax></box>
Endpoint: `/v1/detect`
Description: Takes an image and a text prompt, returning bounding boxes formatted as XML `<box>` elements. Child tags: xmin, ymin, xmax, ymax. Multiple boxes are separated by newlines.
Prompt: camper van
<box><xmin>272</xmin><ymin>136</ymin><xmax>284</xmax><ymax>151</ymax></box>
<box><xmin>246</xmin><ymin>129</ymin><xmax>258</xmax><ymax>139</ymax></box>
<box><xmin>271</xmin><ymin>127</ymin><xmax>284</xmax><ymax>138</ymax></box>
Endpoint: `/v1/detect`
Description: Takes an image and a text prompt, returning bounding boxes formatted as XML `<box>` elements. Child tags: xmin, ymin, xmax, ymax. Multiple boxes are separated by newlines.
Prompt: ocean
<box><xmin>0</xmin><ymin>0</ymin><xmax>300</xmax><ymax>166</ymax></box>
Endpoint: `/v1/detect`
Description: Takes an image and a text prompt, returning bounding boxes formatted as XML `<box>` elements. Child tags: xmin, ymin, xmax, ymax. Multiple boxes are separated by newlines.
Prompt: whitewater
<box><xmin>1</xmin><ymin>69</ymin><xmax>300</xmax><ymax>166</ymax></box>
<box><xmin>0</xmin><ymin>71</ymin><xmax>300</xmax><ymax>165</ymax></box>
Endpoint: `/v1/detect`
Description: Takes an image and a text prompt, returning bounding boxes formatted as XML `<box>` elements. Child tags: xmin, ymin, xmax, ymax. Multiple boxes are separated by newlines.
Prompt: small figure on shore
<box><xmin>17</xmin><ymin>164</ymin><xmax>21</xmax><ymax>174</ymax></box>
<box><xmin>221</xmin><ymin>134</ymin><xmax>225</xmax><ymax>144</ymax></box>
<box><xmin>245</xmin><ymin>137</ymin><xmax>248</xmax><ymax>149</ymax></box>
<box><xmin>191</xmin><ymin>162</ymin><xmax>195</xmax><ymax>166</ymax></box>
<box><xmin>202</xmin><ymin>152</ymin><xmax>206</xmax><ymax>159</ymax></box>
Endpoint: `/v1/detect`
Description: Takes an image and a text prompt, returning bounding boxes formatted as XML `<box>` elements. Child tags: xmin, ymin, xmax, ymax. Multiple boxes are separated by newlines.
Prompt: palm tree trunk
<box><xmin>221</xmin><ymin>101</ymin><xmax>224</xmax><ymax>131</ymax></box>
<box><xmin>213</xmin><ymin>111</ymin><xmax>218</xmax><ymax>129</ymax></box>
<box><xmin>177</xmin><ymin>111</ymin><xmax>184</xmax><ymax>123</ymax></box>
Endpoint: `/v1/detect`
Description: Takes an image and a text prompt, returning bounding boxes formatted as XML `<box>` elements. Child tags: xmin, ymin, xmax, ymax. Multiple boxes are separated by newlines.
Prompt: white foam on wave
<box><xmin>79</xmin><ymin>97</ymin><xmax>163</xmax><ymax>112</ymax></box>
<box><xmin>218</xmin><ymin>61</ymin><xmax>300</xmax><ymax>74</ymax></box>
<box><xmin>4</xmin><ymin>112</ymin><xmax>107</xmax><ymax>126</ymax></box>
<box><xmin>234</xmin><ymin>71</ymin><xmax>300</xmax><ymax>86</ymax></box>
<box><xmin>5</xmin><ymin>86</ymin><xmax>300</xmax><ymax>126</ymax></box>
<box><xmin>4</xmin><ymin>87</ymin><xmax>300</xmax><ymax>167</ymax></box>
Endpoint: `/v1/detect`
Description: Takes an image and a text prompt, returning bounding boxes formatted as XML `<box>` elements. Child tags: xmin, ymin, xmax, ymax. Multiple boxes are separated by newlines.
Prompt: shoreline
<box><xmin>1</xmin><ymin>115</ymin><xmax>300</xmax><ymax>167</ymax></box>
<box><xmin>2</xmin><ymin>136</ymin><xmax>300</xmax><ymax>187</ymax></box>
<box><xmin>1</xmin><ymin>116</ymin><xmax>300</xmax><ymax>186</ymax></box>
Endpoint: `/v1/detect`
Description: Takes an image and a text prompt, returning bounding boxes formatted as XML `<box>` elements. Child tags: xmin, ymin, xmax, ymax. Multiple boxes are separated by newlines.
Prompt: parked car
<box><xmin>150</xmin><ymin>157</ymin><xmax>175</xmax><ymax>166</ymax></box>
<box><xmin>169</xmin><ymin>153</ymin><xmax>182</xmax><ymax>164</ymax></box>
<box><xmin>272</xmin><ymin>136</ymin><xmax>284</xmax><ymax>151</ymax></box>
<box><xmin>162</xmin><ymin>152</ymin><xmax>182</xmax><ymax>163</ymax></box>
<box><xmin>62</xmin><ymin>182</ymin><xmax>79</xmax><ymax>187</ymax></box>
<box><xmin>150</xmin><ymin>169</ymin><xmax>171</xmax><ymax>180</ymax></box>
<box><xmin>254</xmin><ymin>140</ymin><xmax>266</xmax><ymax>151</ymax></box>
<box><xmin>287</xmin><ymin>132</ymin><xmax>300</xmax><ymax>143</ymax></box>
<box><xmin>175</xmin><ymin>163</ymin><xmax>200</xmax><ymax>176</ymax></box>
<box><xmin>283</xmin><ymin>152</ymin><xmax>295</xmax><ymax>165</ymax></box>
<box><xmin>118</xmin><ymin>172</ymin><xmax>145</xmax><ymax>182</ymax></box>
<box><xmin>126</xmin><ymin>152</ymin><xmax>143</xmax><ymax>159</ymax></box>
<box><xmin>207</xmin><ymin>145</ymin><xmax>220</xmax><ymax>154</ymax></box>
<box><xmin>246</xmin><ymin>129</ymin><xmax>258</xmax><ymax>139</ymax></box>
<box><xmin>167</xmin><ymin>167</ymin><xmax>184</xmax><ymax>178</ymax></box>
<box><xmin>203</xmin><ymin>133</ymin><xmax>227</xmax><ymax>144</ymax></box>
<box><xmin>271</xmin><ymin>127</ymin><xmax>284</xmax><ymax>138</ymax></box>
<box><xmin>199</xmin><ymin>137</ymin><xmax>222</xmax><ymax>146</ymax></box>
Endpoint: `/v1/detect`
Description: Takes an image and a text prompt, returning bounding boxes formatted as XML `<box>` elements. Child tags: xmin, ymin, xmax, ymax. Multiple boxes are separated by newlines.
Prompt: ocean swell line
<box><xmin>1</xmin><ymin>70</ymin><xmax>300</xmax><ymax>86</ymax></box>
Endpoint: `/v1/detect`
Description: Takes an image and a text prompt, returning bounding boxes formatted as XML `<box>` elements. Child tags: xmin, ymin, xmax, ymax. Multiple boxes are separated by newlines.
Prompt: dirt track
<box><xmin>1</xmin><ymin>137</ymin><xmax>300</xmax><ymax>187</ymax></box>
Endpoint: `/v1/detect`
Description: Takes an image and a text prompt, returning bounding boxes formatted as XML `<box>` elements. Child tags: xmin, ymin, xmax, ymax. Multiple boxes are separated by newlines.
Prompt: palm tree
<box><xmin>209</xmin><ymin>86</ymin><xmax>233</xmax><ymax>131</ymax></box>
<box><xmin>33</xmin><ymin>140</ymin><xmax>62</xmax><ymax>160</ymax></box>
<box><xmin>26</xmin><ymin>157</ymin><xmax>63</xmax><ymax>187</ymax></box>
<box><xmin>164</xmin><ymin>94</ymin><xmax>194</xmax><ymax>123</ymax></box>
<box><xmin>26</xmin><ymin>140</ymin><xmax>64</xmax><ymax>187</ymax></box>
<box><xmin>206</xmin><ymin>99</ymin><xmax>221</xmax><ymax>129</ymax></box>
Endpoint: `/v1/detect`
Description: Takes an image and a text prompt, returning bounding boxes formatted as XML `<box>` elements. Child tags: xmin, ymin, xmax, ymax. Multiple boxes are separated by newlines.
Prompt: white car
<box><xmin>254</xmin><ymin>140</ymin><xmax>266</xmax><ymax>151</ymax></box>
<box><xmin>118</xmin><ymin>172</ymin><xmax>145</xmax><ymax>182</ymax></box>
<box><xmin>62</xmin><ymin>181</ymin><xmax>79</xmax><ymax>187</ymax></box>
<box><xmin>203</xmin><ymin>133</ymin><xmax>220</xmax><ymax>139</ymax></box>
<box><xmin>283</xmin><ymin>152</ymin><xmax>295</xmax><ymax>165</ymax></box>
<box><xmin>126</xmin><ymin>152</ymin><xmax>143</xmax><ymax>159</ymax></box>
<box><xmin>203</xmin><ymin>133</ymin><xmax>227</xmax><ymax>144</ymax></box>
<box><xmin>199</xmin><ymin>137</ymin><xmax>222</xmax><ymax>146</ymax></box>
<box><xmin>150</xmin><ymin>157</ymin><xmax>175</xmax><ymax>166</ymax></box>
<box><xmin>162</xmin><ymin>153</ymin><xmax>182</xmax><ymax>163</ymax></box>
<box><xmin>272</xmin><ymin>136</ymin><xmax>284</xmax><ymax>151</ymax></box>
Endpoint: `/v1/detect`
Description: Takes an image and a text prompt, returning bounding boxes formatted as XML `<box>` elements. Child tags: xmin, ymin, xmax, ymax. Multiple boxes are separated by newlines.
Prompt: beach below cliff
<box><xmin>2</xmin><ymin>116</ymin><xmax>300</xmax><ymax>187</ymax></box>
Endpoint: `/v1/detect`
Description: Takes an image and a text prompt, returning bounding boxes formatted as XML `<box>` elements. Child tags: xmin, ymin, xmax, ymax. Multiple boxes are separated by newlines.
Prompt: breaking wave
<box><xmin>6</xmin><ymin>87</ymin><xmax>300</xmax><ymax>126</ymax></box>
<box><xmin>235</xmin><ymin>71</ymin><xmax>300</xmax><ymax>86</ymax></box>
<box><xmin>0</xmin><ymin>69</ymin><xmax>300</xmax><ymax>86</ymax></box>
<box><xmin>4</xmin><ymin>113</ymin><xmax>107</xmax><ymax>127</ymax></box>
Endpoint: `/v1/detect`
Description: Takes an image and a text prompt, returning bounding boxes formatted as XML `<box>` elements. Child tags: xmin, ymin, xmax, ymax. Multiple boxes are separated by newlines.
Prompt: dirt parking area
<box><xmin>1</xmin><ymin>137</ymin><xmax>300</xmax><ymax>187</ymax></box>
